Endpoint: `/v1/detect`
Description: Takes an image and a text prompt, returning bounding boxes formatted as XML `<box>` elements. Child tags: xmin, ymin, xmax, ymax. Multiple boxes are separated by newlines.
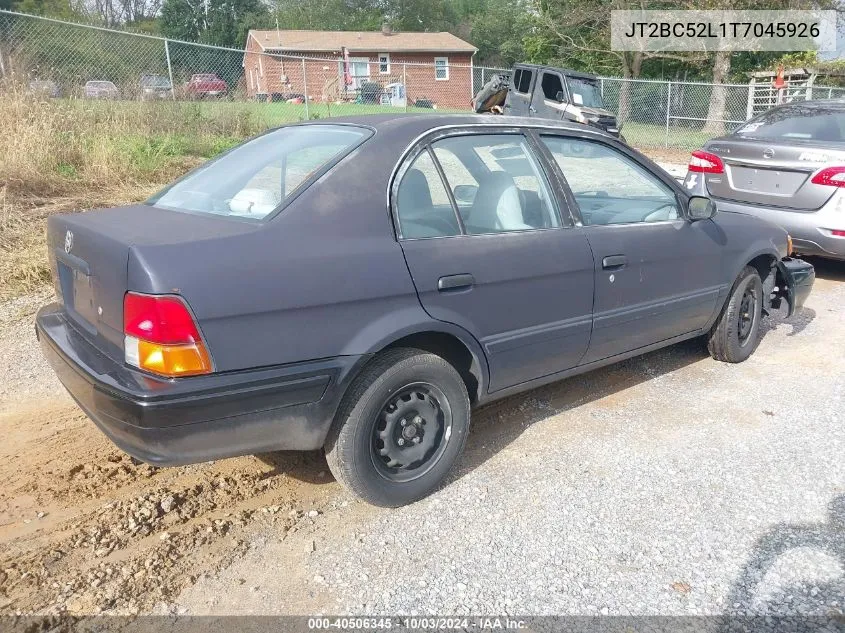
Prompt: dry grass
<box><xmin>0</xmin><ymin>91</ymin><xmax>269</xmax><ymax>298</ymax></box>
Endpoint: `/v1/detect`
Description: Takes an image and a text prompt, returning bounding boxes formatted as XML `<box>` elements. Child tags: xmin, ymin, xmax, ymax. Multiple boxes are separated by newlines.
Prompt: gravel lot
<box><xmin>1</xmin><ymin>260</ymin><xmax>843</xmax><ymax>618</ymax></box>
<box><xmin>170</xmin><ymin>258</ymin><xmax>845</xmax><ymax>617</ymax></box>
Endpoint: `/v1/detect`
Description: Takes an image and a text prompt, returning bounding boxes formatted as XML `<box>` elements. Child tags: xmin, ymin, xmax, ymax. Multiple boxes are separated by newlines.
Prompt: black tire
<box><xmin>325</xmin><ymin>348</ymin><xmax>470</xmax><ymax>507</ymax></box>
<box><xmin>707</xmin><ymin>266</ymin><xmax>764</xmax><ymax>363</ymax></box>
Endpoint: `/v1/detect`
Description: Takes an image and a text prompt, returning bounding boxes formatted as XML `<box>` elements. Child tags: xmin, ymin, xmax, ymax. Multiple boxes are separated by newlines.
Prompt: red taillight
<box><xmin>123</xmin><ymin>292</ymin><xmax>212</xmax><ymax>377</ymax></box>
<box><xmin>831</xmin><ymin>229</ymin><xmax>845</xmax><ymax>237</ymax></box>
<box><xmin>689</xmin><ymin>150</ymin><xmax>725</xmax><ymax>174</ymax></box>
<box><xmin>810</xmin><ymin>166</ymin><xmax>845</xmax><ymax>188</ymax></box>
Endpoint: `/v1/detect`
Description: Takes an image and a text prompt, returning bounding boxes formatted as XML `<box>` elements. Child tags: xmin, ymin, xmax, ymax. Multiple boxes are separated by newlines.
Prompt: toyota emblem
<box><xmin>762</xmin><ymin>148</ymin><xmax>775</xmax><ymax>159</ymax></box>
<box><xmin>64</xmin><ymin>230</ymin><xmax>73</xmax><ymax>254</ymax></box>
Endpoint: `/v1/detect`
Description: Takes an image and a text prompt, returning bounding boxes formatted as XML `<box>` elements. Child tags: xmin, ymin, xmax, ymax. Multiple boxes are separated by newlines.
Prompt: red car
<box><xmin>184</xmin><ymin>73</ymin><xmax>227</xmax><ymax>98</ymax></box>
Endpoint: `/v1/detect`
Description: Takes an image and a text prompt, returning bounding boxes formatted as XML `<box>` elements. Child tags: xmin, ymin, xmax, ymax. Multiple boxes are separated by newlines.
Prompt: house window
<box><xmin>379</xmin><ymin>53</ymin><xmax>390</xmax><ymax>74</ymax></box>
<box><xmin>434</xmin><ymin>57</ymin><xmax>449</xmax><ymax>81</ymax></box>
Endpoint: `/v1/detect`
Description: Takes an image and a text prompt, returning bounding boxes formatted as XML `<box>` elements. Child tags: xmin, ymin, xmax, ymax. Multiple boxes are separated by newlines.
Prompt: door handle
<box><xmin>602</xmin><ymin>255</ymin><xmax>628</xmax><ymax>270</ymax></box>
<box><xmin>437</xmin><ymin>273</ymin><xmax>474</xmax><ymax>291</ymax></box>
<box><xmin>528</xmin><ymin>105</ymin><xmax>537</xmax><ymax>114</ymax></box>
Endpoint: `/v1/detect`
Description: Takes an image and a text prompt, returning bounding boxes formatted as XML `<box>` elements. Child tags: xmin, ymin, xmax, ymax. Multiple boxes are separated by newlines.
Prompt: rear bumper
<box><xmin>36</xmin><ymin>303</ymin><xmax>367</xmax><ymax>466</ymax></box>
<box><xmin>713</xmin><ymin>198</ymin><xmax>845</xmax><ymax>260</ymax></box>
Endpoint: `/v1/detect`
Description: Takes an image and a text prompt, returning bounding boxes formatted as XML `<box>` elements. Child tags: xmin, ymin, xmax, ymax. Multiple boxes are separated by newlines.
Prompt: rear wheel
<box><xmin>325</xmin><ymin>348</ymin><xmax>470</xmax><ymax>507</ymax></box>
<box><xmin>707</xmin><ymin>266</ymin><xmax>764</xmax><ymax>363</ymax></box>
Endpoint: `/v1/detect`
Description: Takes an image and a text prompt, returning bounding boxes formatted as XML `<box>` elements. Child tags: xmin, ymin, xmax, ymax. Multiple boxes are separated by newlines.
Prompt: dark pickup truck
<box><xmin>474</xmin><ymin>63</ymin><xmax>622</xmax><ymax>138</ymax></box>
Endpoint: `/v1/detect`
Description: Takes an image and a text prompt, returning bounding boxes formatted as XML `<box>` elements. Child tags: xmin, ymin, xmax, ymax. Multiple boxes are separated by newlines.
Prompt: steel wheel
<box><xmin>371</xmin><ymin>382</ymin><xmax>452</xmax><ymax>483</ymax></box>
<box><xmin>737</xmin><ymin>285</ymin><xmax>758</xmax><ymax>346</ymax></box>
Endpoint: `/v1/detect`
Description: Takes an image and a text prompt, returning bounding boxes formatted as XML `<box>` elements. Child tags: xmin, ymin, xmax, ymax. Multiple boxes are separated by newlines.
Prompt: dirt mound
<box><xmin>0</xmin><ymin>404</ymin><xmax>339</xmax><ymax>615</ymax></box>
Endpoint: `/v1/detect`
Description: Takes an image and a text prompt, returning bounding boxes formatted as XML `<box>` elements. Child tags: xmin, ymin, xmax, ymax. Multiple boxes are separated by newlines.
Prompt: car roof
<box><xmin>301</xmin><ymin>113</ymin><xmax>612</xmax><ymax>140</ymax></box>
<box><xmin>770</xmin><ymin>99</ymin><xmax>845</xmax><ymax>112</ymax></box>
<box><xmin>513</xmin><ymin>63</ymin><xmax>598</xmax><ymax>81</ymax></box>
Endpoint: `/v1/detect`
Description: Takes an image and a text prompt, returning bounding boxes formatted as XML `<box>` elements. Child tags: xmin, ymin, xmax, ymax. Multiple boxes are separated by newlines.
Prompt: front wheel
<box><xmin>707</xmin><ymin>265</ymin><xmax>764</xmax><ymax>363</ymax></box>
<box><xmin>325</xmin><ymin>348</ymin><xmax>470</xmax><ymax>507</ymax></box>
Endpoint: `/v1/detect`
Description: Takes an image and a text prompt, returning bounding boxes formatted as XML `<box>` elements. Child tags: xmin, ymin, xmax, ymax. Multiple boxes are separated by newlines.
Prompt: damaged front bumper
<box><xmin>774</xmin><ymin>257</ymin><xmax>815</xmax><ymax>317</ymax></box>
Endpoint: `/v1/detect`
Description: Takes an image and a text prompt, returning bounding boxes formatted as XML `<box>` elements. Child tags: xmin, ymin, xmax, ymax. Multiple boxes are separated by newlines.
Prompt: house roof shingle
<box><xmin>248</xmin><ymin>29</ymin><xmax>477</xmax><ymax>54</ymax></box>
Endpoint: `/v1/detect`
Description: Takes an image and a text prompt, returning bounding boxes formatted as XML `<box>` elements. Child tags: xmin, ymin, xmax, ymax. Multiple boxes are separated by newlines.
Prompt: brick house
<box><xmin>243</xmin><ymin>27</ymin><xmax>477</xmax><ymax>109</ymax></box>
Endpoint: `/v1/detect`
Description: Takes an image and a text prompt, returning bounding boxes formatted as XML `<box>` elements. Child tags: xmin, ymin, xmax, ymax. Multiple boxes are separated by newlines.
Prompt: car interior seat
<box><xmin>467</xmin><ymin>172</ymin><xmax>532</xmax><ymax>233</ymax></box>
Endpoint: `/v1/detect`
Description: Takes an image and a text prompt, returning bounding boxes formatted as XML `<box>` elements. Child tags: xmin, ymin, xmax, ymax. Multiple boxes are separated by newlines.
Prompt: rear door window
<box><xmin>432</xmin><ymin>134</ymin><xmax>560</xmax><ymax>234</ymax></box>
<box><xmin>395</xmin><ymin>150</ymin><xmax>460</xmax><ymax>239</ymax></box>
<box><xmin>515</xmin><ymin>69</ymin><xmax>533</xmax><ymax>94</ymax></box>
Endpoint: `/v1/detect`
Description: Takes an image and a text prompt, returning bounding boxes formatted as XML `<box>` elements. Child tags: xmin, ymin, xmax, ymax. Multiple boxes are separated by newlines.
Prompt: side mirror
<box><xmin>687</xmin><ymin>196</ymin><xmax>717</xmax><ymax>221</ymax></box>
<box><xmin>555</xmin><ymin>90</ymin><xmax>565</xmax><ymax>103</ymax></box>
<box><xmin>453</xmin><ymin>184</ymin><xmax>478</xmax><ymax>205</ymax></box>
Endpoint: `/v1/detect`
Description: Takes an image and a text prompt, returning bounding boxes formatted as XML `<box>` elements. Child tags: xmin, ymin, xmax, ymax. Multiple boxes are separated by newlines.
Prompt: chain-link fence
<box><xmin>2</xmin><ymin>9</ymin><xmax>845</xmax><ymax>154</ymax></box>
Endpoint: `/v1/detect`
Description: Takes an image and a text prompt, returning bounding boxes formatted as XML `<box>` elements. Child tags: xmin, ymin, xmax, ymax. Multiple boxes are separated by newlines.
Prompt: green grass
<box><xmin>622</xmin><ymin>121</ymin><xmax>726</xmax><ymax>151</ymax></box>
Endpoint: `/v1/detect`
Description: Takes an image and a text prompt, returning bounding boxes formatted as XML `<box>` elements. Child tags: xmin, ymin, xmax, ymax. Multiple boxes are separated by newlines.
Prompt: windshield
<box><xmin>565</xmin><ymin>76</ymin><xmax>604</xmax><ymax>108</ymax></box>
<box><xmin>149</xmin><ymin>125</ymin><xmax>369</xmax><ymax>220</ymax></box>
<box><xmin>734</xmin><ymin>104</ymin><xmax>845</xmax><ymax>143</ymax></box>
<box><xmin>141</xmin><ymin>75</ymin><xmax>170</xmax><ymax>87</ymax></box>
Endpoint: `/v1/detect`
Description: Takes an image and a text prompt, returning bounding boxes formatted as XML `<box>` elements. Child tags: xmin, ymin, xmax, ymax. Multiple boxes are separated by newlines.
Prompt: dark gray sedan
<box><xmin>684</xmin><ymin>100</ymin><xmax>845</xmax><ymax>260</ymax></box>
<box><xmin>37</xmin><ymin>114</ymin><xmax>814</xmax><ymax>507</ymax></box>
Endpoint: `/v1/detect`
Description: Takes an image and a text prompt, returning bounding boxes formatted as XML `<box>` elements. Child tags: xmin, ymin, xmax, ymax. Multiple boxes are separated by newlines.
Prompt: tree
<box><xmin>272</xmin><ymin>0</ymin><xmax>382</xmax><ymax>31</ymax></box>
<box><xmin>380</xmin><ymin>0</ymin><xmax>457</xmax><ymax>32</ymax></box>
<box><xmin>446</xmin><ymin>0</ymin><xmax>533</xmax><ymax>68</ymax></box>
<box><xmin>160</xmin><ymin>0</ymin><xmax>269</xmax><ymax>47</ymax></box>
<box><xmin>533</xmin><ymin>0</ymin><xmax>706</xmax><ymax>123</ymax></box>
<box><xmin>12</xmin><ymin>0</ymin><xmax>80</xmax><ymax>18</ymax></box>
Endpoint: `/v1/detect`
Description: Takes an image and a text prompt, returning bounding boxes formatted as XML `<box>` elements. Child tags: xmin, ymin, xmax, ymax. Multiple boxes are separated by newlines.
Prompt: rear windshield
<box><xmin>148</xmin><ymin>125</ymin><xmax>369</xmax><ymax>220</ymax></box>
<box><xmin>734</xmin><ymin>104</ymin><xmax>845</xmax><ymax>143</ymax></box>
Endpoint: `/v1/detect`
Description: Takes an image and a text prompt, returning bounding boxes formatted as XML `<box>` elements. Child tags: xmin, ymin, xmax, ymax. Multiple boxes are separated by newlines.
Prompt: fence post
<box><xmin>481</xmin><ymin>67</ymin><xmax>485</xmax><ymax>89</ymax></box>
<box><xmin>746</xmin><ymin>81</ymin><xmax>754</xmax><ymax>120</ymax></box>
<box><xmin>664</xmin><ymin>81</ymin><xmax>671</xmax><ymax>148</ymax></box>
<box><xmin>164</xmin><ymin>39</ymin><xmax>175</xmax><ymax>100</ymax></box>
<box><xmin>301</xmin><ymin>57</ymin><xmax>309</xmax><ymax>120</ymax></box>
<box><xmin>600</xmin><ymin>77</ymin><xmax>604</xmax><ymax>96</ymax></box>
<box><xmin>403</xmin><ymin>63</ymin><xmax>408</xmax><ymax>112</ymax></box>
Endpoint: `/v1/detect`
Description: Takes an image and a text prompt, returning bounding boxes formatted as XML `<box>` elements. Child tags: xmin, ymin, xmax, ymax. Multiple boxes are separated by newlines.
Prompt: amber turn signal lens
<box><xmin>787</xmin><ymin>234</ymin><xmax>793</xmax><ymax>256</ymax></box>
<box><xmin>125</xmin><ymin>335</ymin><xmax>212</xmax><ymax>377</ymax></box>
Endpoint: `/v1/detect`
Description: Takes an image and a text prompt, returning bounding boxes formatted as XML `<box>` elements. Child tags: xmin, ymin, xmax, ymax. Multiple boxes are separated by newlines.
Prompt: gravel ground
<box><xmin>1</xmin><ymin>254</ymin><xmax>842</xmax><ymax>619</ymax></box>
<box><xmin>172</xmin><ymin>259</ymin><xmax>845</xmax><ymax>617</ymax></box>
<box><xmin>0</xmin><ymin>288</ymin><xmax>62</xmax><ymax>411</ymax></box>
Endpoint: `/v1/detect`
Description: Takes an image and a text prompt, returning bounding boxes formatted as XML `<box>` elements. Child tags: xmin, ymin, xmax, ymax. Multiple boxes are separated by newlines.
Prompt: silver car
<box><xmin>84</xmin><ymin>80</ymin><xmax>119</xmax><ymax>99</ymax></box>
<box><xmin>684</xmin><ymin>100</ymin><xmax>845</xmax><ymax>260</ymax></box>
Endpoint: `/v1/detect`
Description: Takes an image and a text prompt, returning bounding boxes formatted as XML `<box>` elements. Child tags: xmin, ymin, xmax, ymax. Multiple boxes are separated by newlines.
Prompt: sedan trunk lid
<box><xmin>47</xmin><ymin>205</ymin><xmax>258</xmax><ymax>362</ymax></box>
<box><xmin>703</xmin><ymin>137</ymin><xmax>845</xmax><ymax>211</ymax></box>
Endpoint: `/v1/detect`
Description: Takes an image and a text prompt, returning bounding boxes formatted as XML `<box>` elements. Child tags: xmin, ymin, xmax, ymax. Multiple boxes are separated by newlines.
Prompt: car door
<box><xmin>505</xmin><ymin>67</ymin><xmax>535</xmax><ymax>117</ymax></box>
<box><xmin>530</xmin><ymin>70</ymin><xmax>566</xmax><ymax>121</ymax></box>
<box><xmin>393</xmin><ymin>130</ymin><xmax>594</xmax><ymax>393</ymax></box>
<box><xmin>539</xmin><ymin>133</ymin><xmax>726</xmax><ymax>364</ymax></box>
